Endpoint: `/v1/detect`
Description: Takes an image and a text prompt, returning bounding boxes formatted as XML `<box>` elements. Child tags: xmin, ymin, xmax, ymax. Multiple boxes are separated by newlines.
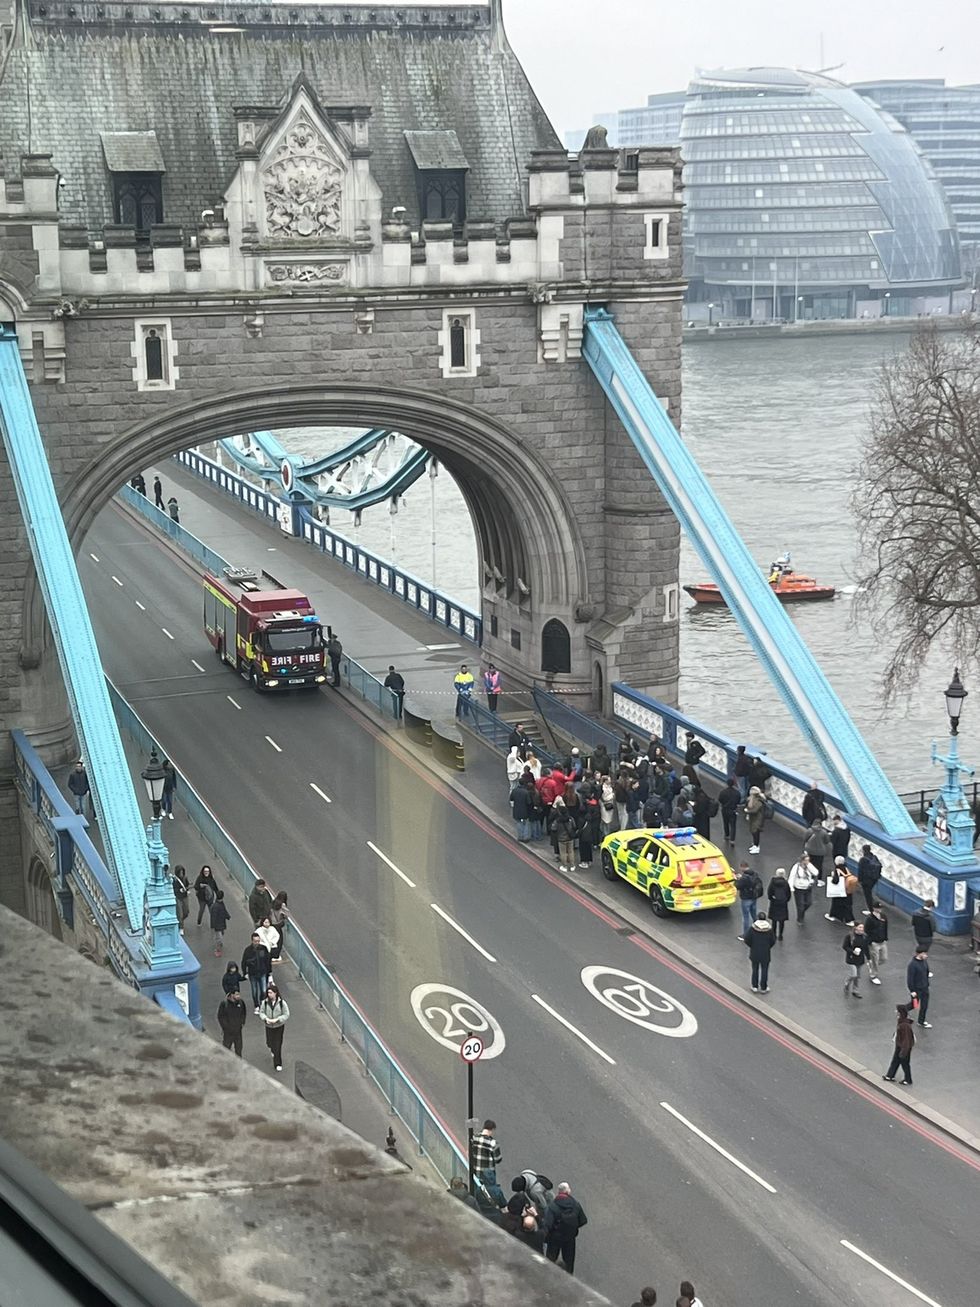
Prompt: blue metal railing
<box><xmin>107</xmin><ymin>681</ymin><xmax>467</xmax><ymax>1184</ymax></box>
<box><xmin>342</xmin><ymin>654</ymin><xmax>399</xmax><ymax>720</ymax></box>
<box><xmin>10</xmin><ymin>730</ymin><xmax>200</xmax><ymax>1021</ymax></box>
<box><xmin>583</xmin><ymin>307</ymin><xmax>914</xmax><ymax>837</ymax></box>
<box><xmin>531</xmin><ymin>687</ymin><xmax>621</xmax><ymax>759</ymax></box>
<box><xmin>174</xmin><ymin>447</ymin><xmax>482</xmax><ymax>646</ymax></box>
<box><xmin>119</xmin><ymin>484</ymin><xmax>227</xmax><ymax>575</ymax></box>
<box><xmin>0</xmin><ymin>329</ymin><xmax>154</xmax><ymax>933</ymax></box>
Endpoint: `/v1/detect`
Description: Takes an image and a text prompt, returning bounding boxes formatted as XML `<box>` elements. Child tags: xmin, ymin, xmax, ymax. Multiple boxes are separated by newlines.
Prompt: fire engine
<box><xmin>203</xmin><ymin>567</ymin><xmax>328</xmax><ymax>692</ymax></box>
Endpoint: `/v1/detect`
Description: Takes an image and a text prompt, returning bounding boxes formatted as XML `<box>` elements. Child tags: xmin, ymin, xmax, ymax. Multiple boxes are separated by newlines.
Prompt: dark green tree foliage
<box><xmin>854</xmin><ymin>324</ymin><xmax>980</xmax><ymax>696</ymax></box>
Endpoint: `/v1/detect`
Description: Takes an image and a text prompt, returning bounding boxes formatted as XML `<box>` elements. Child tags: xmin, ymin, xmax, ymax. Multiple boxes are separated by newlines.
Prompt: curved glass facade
<box><xmin>681</xmin><ymin>68</ymin><xmax>960</xmax><ymax>317</ymax></box>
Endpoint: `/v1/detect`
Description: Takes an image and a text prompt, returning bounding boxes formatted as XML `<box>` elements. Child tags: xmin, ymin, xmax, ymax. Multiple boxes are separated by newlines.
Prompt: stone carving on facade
<box><xmin>263</xmin><ymin>116</ymin><xmax>344</xmax><ymax>239</ymax></box>
<box><xmin>266</xmin><ymin>262</ymin><xmax>348</xmax><ymax>287</ymax></box>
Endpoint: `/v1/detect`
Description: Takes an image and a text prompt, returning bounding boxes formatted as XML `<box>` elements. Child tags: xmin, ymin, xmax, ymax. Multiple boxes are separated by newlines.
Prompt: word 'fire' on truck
<box><xmin>203</xmin><ymin>567</ymin><xmax>328</xmax><ymax>692</ymax></box>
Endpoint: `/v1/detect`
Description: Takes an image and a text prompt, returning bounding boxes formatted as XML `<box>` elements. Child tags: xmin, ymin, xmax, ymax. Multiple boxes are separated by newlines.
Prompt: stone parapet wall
<box><xmin>0</xmin><ymin>904</ymin><xmax>611</xmax><ymax>1306</ymax></box>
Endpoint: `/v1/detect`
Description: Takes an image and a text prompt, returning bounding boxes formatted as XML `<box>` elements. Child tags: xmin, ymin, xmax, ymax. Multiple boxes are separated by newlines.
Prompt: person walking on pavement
<box><xmin>767</xmin><ymin>868</ymin><xmax>791</xmax><ymax>941</ymax></box>
<box><xmin>679</xmin><ymin>1282</ymin><xmax>704</xmax><ymax>1307</ymax></box>
<box><xmin>248</xmin><ymin>877</ymin><xmax>274</xmax><ymax>926</ymax></box>
<box><xmin>166</xmin><ymin>496</ymin><xmax>180</xmax><ymax>523</ymax></box>
<box><xmin>242</xmin><ymin>932</ymin><xmax>273</xmax><ymax>1013</ymax></box>
<box><xmin>194</xmin><ymin>865</ymin><xmax>217</xmax><ymax>925</ymax></box>
<box><xmin>745</xmin><ymin>786</ymin><xmax>767</xmax><ymax>853</ymax></box>
<box><xmin>221</xmin><ymin>961</ymin><xmax>243</xmax><ymax>995</ymax></box>
<box><xmin>506</xmin><ymin>746</ymin><xmax>524</xmax><ymax>794</ymax></box>
<box><xmin>683</xmin><ymin>732</ymin><xmax>706</xmax><ymax>774</ymax></box>
<box><xmin>217</xmin><ymin>990</ymin><xmax>247</xmax><ymax>1057</ymax></box>
<box><xmin>842</xmin><ymin>923</ymin><xmax>870</xmax><ymax>998</ymax></box>
<box><xmin>883</xmin><ymin>1003</ymin><xmax>916</xmax><ymax>1085</ymax></box>
<box><xmin>67</xmin><ymin>760</ymin><xmax>92</xmax><ymax>817</ymax></box>
<box><xmin>804</xmin><ymin>820</ymin><xmax>832</xmax><ymax>881</ymax></box>
<box><xmin>865</xmin><ymin>901</ymin><xmax>888</xmax><ymax>984</ymax></box>
<box><xmin>510</xmin><ymin>777</ymin><xmax>534</xmax><ymax>843</ymax></box>
<box><xmin>383</xmin><ymin>665</ymin><xmax>405</xmax><ymax>718</ymax></box>
<box><xmin>744</xmin><ymin>912</ymin><xmax>775</xmax><ymax>992</ymax></box>
<box><xmin>326</xmin><ymin>634</ymin><xmax>343</xmax><ymax>688</ymax></box>
<box><xmin>453</xmin><ymin>663</ymin><xmax>474</xmax><ymax>718</ymax></box>
<box><xmin>171</xmin><ymin>864</ymin><xmax>190</xmax><ymax>934</ymax></box>
<box><xmin>269</xmin><ymin>890</ymin><xmax>289</xmax><ymax>962</ymax></box>
<box><xmin>788</xmin><ymin>853</ymin><xmax>816</xmax><ymax>924</ymax></box>
<box><xmin>131</xmin><ymin>473</ymin><xmax>146</xmax><ymax>496</ymax></box>
<box><xmin>541</xmin><ymin>1181</ymin><xmax>588</xmax><ymax>1275</ymax></box>
<box><xmin>161</xmin><ymin>757</ymin><xmax>178</xmax><ymax>820</ymax></box>
<box><xmin>483</xmin><ymin>663</ymin><xmax>501</xmax><ymax>712</ymax></box>
<box><xmin>630</xmin><ymin>1290</ymin><xmax>658</xmax><ymax>1307</ymax></box>
<box><xmin>857</xmin><ymin>844</ymin><xmax>883</xmax><ymax>914</ymax></box>
<box><xmin>258</xmin><ymin>982</ymin><xmax>290</xmax><ymax>1072</ymax></box>
<box><xmin>153</xmin><ymin>475</ymin><xmax>165</xmax><ymax>510</ymax></box>
<box><xmin>209</xmin><ymin>889</ymin><xmax>230</xmax><ymax>957</ymax></box>
<box><xmin>508</xmin><ymin>723</ymin><xmax>531</xmax><ymax>759</ymax></box>
<box><xmin>907</xmin><ymin>948</ymin><xmax>933</xmax><ymax>1027</ymax></box>
<box><xmin>830</xmin><ymin>813</ymin><xmax>851</xmax><ymax>863</ymax></box>
<box><xmin>912</xmin><ymin>900</ymin><xmax>935</xmax><ymax>953</ymax></box>
<box><xmin>735</xmin><ymin>861</ymin><xmax>763</xmax><ymax>938</ymax></box>
<box><xmin>718</xmin><ymin>776</ymin><xmax>740</xmax><ymax>847</ymax></box>
<box><xmin>824</xmin><ymin>858</ymin><xmax>851</xmax><ymax>924</ymax></box>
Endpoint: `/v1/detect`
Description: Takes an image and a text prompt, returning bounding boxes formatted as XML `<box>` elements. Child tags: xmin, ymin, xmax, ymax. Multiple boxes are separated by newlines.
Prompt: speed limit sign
<box><xmin>460</xmin><ymin>1034</ymin><xmax>484</xmax><ymax>1063</ymax></box>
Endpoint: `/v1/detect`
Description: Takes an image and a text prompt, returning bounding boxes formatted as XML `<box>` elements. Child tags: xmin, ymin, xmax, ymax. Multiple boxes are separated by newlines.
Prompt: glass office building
<box><xmin>854</xmin><ymin>80</ymin><xmax>980</xmax><ymax>279</ymax></box>
<box><xmin>569</xmin><ymin>69</ymin><xmax>962</xmax><ymax>319</ymax></box>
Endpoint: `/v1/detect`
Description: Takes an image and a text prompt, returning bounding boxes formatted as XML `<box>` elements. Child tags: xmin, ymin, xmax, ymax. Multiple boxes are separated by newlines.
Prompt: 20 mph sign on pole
<box><xmin>462</xmin><ymin>1033</ymin><xmax>484</xmax><ymax>1195</ymax></box>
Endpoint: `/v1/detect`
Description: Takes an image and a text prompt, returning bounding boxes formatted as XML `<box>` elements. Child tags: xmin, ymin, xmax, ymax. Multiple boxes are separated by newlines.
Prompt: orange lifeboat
<box><xmin>684</xmin><ymin>556</ymin><xmax>836</xmax><ymax>606</ymax></box>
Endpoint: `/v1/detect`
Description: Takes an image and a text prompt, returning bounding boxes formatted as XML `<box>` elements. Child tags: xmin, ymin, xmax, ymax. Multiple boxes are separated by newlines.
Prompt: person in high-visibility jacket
<box><xmin>483</xmin><ymin>664</ymin><xmax>501</xmax><ymax>713</ymax></box>
<box><xmin>454</xmin><ymin>664</ymin><xmax>475</xmax><ymax>718</ymax></box>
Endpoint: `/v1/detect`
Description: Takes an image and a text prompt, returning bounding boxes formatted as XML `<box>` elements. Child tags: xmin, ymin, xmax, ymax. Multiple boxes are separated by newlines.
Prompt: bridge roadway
<box><xmin>80</xmin><ymin>500</ymin><xmax>980</xmax><ymax>1307</ymax></box>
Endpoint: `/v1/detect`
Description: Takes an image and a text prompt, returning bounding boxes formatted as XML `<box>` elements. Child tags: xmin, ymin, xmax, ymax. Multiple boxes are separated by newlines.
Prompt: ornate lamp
<box><xmin>944</xmin><ymin>668</ymin><xmax>967</xmax><ymax>735</ymax></box>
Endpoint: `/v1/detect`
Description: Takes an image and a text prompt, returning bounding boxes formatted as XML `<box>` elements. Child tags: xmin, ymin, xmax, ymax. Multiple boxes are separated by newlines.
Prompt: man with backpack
<box><xmin>735</xmin><ymin>860</ymin><xmax>764</xmax><ymax>938</ymax></box>
<box><xmin>857</xmin><ymin>843</ymin><xmax>883</xmax><ymax>914</ymax></box>
<box><xmin>541</xmin><ymin>1181</ymin><xmax>588</xmax><ymax>1275</ymax></box>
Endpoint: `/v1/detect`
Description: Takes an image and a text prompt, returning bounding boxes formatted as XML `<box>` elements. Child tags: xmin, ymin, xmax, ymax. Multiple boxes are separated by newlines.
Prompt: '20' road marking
<box><xmin>410</xmin><ymin>983</ymin><xmax>506</xmax><ymax>1059</ymax></box>
<box><xmin>581</xmin><ymin>966</ymin><xmax>698</xmax><ymax>1038</ymax></box>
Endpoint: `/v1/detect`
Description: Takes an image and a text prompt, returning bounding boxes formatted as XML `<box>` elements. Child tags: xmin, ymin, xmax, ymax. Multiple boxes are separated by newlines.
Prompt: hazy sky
<box><xmin>501</xmin><ymin>0</ymin><xmax>980</xmax><ymax>135</ymax></box>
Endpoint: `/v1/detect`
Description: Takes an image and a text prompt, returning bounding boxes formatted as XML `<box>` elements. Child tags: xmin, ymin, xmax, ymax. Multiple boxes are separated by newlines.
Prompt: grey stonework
<box><xmin>0</xmin><ymin>2</ymin><xmax>685</xmax><ymax>786</ymax></box>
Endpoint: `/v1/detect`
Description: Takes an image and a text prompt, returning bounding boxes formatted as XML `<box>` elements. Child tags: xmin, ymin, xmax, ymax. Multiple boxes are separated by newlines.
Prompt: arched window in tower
<box><xmin>541</xmin><ymin>618</ymin><xmax>571</xmax><ymax>675</ymax></box>
<box><xmin>144</xmin><ymin>329</ymin><xmax>164</xmax><ymax>382</ymax></box>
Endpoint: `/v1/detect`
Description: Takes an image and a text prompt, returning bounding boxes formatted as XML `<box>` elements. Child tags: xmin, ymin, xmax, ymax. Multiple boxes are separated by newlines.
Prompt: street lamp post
<box><xmin>140</xmin><ymin>747</ymin><xmax>183</xmax><ymax>969</ymax></box>
<box><xmin>883</xmin><ymin>291</ymin><xmax>891</xmax><ymax>318</ymax></box>
<box><xmin>707</xmin><ymin>302</ymin><xmax>714</xmax><ymax>327</ymax></box>
<box><xmin>796</xmin><ymin>295</ymin><xmax>804</xmax><ymax>323</ymax></box>
<box><xmin>924</xmin><ymin>669</ymin><xmax>977</xmax><ymax>865</ymax></box>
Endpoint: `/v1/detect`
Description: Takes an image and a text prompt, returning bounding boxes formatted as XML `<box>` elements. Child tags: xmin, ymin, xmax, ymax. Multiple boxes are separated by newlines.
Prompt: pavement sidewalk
<box><xmin>131</xmin><ymin>464</ymin><xmax>980</xmax><ymax>1149</ymax></box>
<box><xmin>70</xmin><ymin>733</ymin><xmax>439</xmax><ymax>1182</ymax></box>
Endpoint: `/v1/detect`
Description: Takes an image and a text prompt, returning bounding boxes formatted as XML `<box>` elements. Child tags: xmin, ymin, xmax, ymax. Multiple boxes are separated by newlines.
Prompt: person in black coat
<box><xmin>241</xmin><ymin>933</ymin><xmax>273</xmax><ymax>1012</ymax></box>
<box><xmin>912</xmin><ymin>901</ymin><xmax>935</xmax><ymax>952</ymax></box>
<box><xmin>842</xmin><ymin>925</ymin><xmax>870</xmax><ymax>997</ymax></box>
<box><xmin>906</xmin><ymin>949</ymin><xmax>932</xmax><ymax>1027</ymax></box>
<box><xmin>508</xmin><ymin>724</ymin><xmax>531</xmax><ymax>759</ymax></box>
<box><xmin>510</xmin><ymin>779</ymin><xmax>534</xmax><ymax>842</ymax></box>
<box><xmin>767</xmin><ymin>869</ymin><xmax>791</xmax><ymax>941</ymax></box>
<box><xmin>857</xmin><ymin>844</ymin><xmax>883</xmax><ymax>914</ymax></box>
<box><xmin>802</xmin><ymin>782</ymin><xmax>827</xmax><ymax>827</ymax></box>
<box><xmin>830</xmin><ymin>815</ymin><xmax>850</xmax><ymax>862</ymax></box>
<box><xmin>170</xmin><ymin>864</ymin><xmax>190</xmax><ymax>933</ymax></box>
<box><xmin>747</xmin><ymin>756</ymin><xmax>771</xmax><ymax>793</ymax></box>
<box><xmin>194</xmin><ymin>865</ymin><xmax>217</xmax><ymax>925</ymax></box>
<box><xmin>718</xmin><ymin>777</ymin><xmax>740</xmax><ymax>847</ymax></box>
<box><xmin>691</xmin><ymin>786</ymin><xmax>712</xmax><ymax>840</ymax></box>
<box><xmin>217</xmin><ymin>991</ymin><xmax>248</xmax><ymax>1056</ymax></box>
<box><xmin>744</xmin><ymin>914</ymin><xmax>775</xmax><ymax>992</ymax></box>
<box><xmin>683</xmin><ymin>733</ymin><xmax>706</xmax><ymax>772</ymax></box>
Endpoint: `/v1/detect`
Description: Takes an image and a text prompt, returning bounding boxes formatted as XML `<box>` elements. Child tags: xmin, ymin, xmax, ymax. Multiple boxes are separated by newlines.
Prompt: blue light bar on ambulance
<box><xmin>652</xmin><ymin>827</ymin><xmax>698</xmax><ymax>844</ymax></box>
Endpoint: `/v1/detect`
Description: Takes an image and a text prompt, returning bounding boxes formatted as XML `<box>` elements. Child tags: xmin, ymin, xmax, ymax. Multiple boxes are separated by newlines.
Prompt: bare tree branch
<box><xmin>852</xmin><ymin>322</ymin><xmax>980</xmax><ymax>698</ymax></box>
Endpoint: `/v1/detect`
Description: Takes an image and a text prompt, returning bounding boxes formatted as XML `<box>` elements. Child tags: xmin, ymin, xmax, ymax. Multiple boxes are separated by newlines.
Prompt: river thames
<box><xmin>279</xmin><ymin>328</ymin><xmax>967</xmax><ymax>790</ymax></box>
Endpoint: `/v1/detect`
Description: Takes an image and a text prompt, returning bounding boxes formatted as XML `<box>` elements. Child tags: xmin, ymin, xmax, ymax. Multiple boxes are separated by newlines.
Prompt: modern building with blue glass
<box><xmin>853</xmin><ymin>80</ymin><xmax>980</xmax><ymax>281</ymax></box>
<box><xmin>570</xmin><ymin>68</ymin><xmax>964</xmax><ymax>320</ymax></box>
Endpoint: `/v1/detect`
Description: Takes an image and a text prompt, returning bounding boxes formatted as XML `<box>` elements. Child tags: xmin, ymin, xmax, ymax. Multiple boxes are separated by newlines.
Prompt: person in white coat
<box><xmin>788</xmin><ymin>853</ymin><xmax>817</xmax><ymax>924</ymax></box>
<box><xmin>506</xmin><ymin>746</ymin><xmax>524</xmax><ymax>793</ymax></box>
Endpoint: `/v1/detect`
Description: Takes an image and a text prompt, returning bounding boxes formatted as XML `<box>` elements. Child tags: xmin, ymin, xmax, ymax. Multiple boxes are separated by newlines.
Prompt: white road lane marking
<box><xmin>191</xmin><ymin>660</ymin><xmax>205</xmax><ymax>673</ymax></box>
<box><xmin>111</xmin><ymin>575</ymin><xmax>124</xmax><ymax>587</ymax></box>
<box><xmin>265</xmin><ymin>736</ymin><xmax>282</xmax><ymax>753</ymax></box>
<box><xmin>430</xmin><ymin>903</ymin><xmax>497</xmax><ymax>962</ymax></box>
<box><xmin>227</xmin><ymin>696</ymin><xmax>242</xmax><ymax>710</ymax></box>
<box><xmin>839</xmin><ymin>1240</ymin><xmax>943</xmax><ymax>1306</ymax></box>
<box><xmin>309</xmin><ymin>782</ymin><xmax>332</xmax><ymax>805</ymax></box>
<box><xmin>581</xmin><ymin>966</ymin><xmax>698</xmax><ymax>1038</ymax></box>
<box><xmin>161</xmin><ymin>628</ymin><xmax>174</xmax><ymax>640</ymax></box>
<box><xmin>659</xmin><ymin>1102</ymin><xmax>776</xmax><ymax>1193</ymax></box>
<box><xmin>367</xmin><ymin>841</ymin><xmax>415</xmax><ymax>887</ymax></box>
<box><xmin>531</xmin><ymin>994</ymin><xmax>616</xmax><ymax>1066</ymax></box>
<box><xmin>135</xmin><ymin>601</ymin><xmax>146</xmax><ymax>611</ymax></box>
<box><xmin>89</xmin><ymin>553</ymin><xmax>100</xmax><ymax>562</ymax></box>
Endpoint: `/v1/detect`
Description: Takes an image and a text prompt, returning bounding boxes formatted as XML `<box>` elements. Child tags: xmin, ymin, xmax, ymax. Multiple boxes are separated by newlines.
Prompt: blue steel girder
<box><xmin>218</xmin><ymin>428</ymin><xmax>394</xmax><ymax>482</ymax></box>
<box><xmin>582</xmin><ymin>308</ymin><xmax>915</xmax><ymax>837</ymax></box>
<box><xmin>0</xmin><ymin>327</ymin><xmax>150</xmax><ymax>928</ymax></box>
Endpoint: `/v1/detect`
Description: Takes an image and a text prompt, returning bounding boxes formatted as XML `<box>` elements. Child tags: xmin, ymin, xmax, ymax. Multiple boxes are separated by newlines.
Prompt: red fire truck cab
<box><xmin>204</xmin><ymin>567</ymin><xmax>327</xmax><ymax>692</ymax></box>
